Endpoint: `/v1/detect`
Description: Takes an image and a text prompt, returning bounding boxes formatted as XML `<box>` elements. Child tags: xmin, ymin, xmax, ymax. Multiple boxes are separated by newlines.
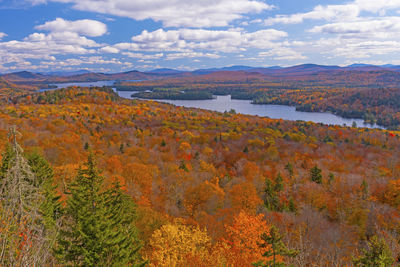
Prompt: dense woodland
<box><xmin>1</xmin><ymin>86</ymin><xmax>400</xmax><ymax>266</ymax></box>
<box><xmin>117</xmin><ymin>70</ymin><xmax>400</xmax><ymax>129</ymax></box>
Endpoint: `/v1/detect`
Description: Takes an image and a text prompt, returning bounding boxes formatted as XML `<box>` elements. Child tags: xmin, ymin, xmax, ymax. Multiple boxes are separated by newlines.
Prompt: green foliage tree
<box><xmin>328</xmin><ymin>173</ymin><xmax>335</xmax><ymax>185</ymax></box>
<box><xmin>102</xmin><ymin>182</ymin><xmax>146</xmax><ymax>266</ymax></box>
<box><xmin>55</xmin><ymin>154</ymin><xmax>145</xmax><ymax>266</ymax></box>
<box><xmin>0</xmin><ymin>145</ymin><xmax>16</xmax><ymax>182</ymax></box>
<box><xmin>27</xmin><ymin>151</ymin><xmax>62</xmax><ymax>229</ymax></box>
<box><xmin>310</xmin><ymin>165</ymin><xmax>322</xmax><ymax>184</ymax></box>
<box><xmin>264</xmin><ymin>174</ymin><xmax>284</xmax><ymax>212</ymax></box>
<box><xmin>353</xmin><ymin>236</ymin><xmax>394</xmax><ymax>267</ymax></box>
<box><xmin>284</xmin><ymin>163</ymin><xmax>293</xmax><ymax>179</ymax></box>
<box><xmin>253</xmin><ymin>225</ymin><xmax>298</xmax><ymax>267</ymax></box>
<box><xmin>360</xmin><ymin>179</ymin><xmax>369</xmax><ymax>200</ymax></box>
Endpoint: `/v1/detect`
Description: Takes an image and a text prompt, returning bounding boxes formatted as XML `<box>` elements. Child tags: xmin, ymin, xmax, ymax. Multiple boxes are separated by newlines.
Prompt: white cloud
<box><xmin>34</xmin><ymin>0</ymin><xmax>272</xmax><ymax>28</ymax></box>
<box><xmin>120</xmin><ymin>28</ymin><xmax>288</xmax><ymax>53</ymax></box>
<box><xmin>261</xmin><ymin>0</ymin><xmax>400</xmax><ymax>63</ymax></box>
<box><xmin>41</xmin><ymin>56</ymin><xmax>129</xmax><ymax>67</ymax></box>
<box><xmin>99</xmin><ymin>46</ymin><xmax>120</xmax><ymax>53</ymax></box>
<box><xmin>265</xmin><ymin>4</ymin><xmax>360</xmax><ymax>25</ymax></box>
<box><xmin>265</xmin><ymin>0</ymin><xmax>400</xmax><ymax>25</ymax></box>
<box><xmin>25</xmin><ymin>32</ymin><xmax>100</xmax><ymax>47</ymax></box>
<box><xmin>0</xmin><ymin>18</ymin><xmax>108</xmax><ymax>71</ymax></box>
<box><xmin>36</xmin><ymin>18</ymin><xmax>107</xmax><ymax>37</ymax></box>
<box><xmin>122</xmin><ymin>52</ymin><xmax>164</xmax><ymax>59</ymax></box>
<box><xmin>354</xmin><ymin>0</ymin><xmax>400</xmax><ymax>13</ymax></box>
<box><xmin>310</xmin><ymin>17</ymin><xmax>400</xmax><ymax>39</ymax></box>
<box><xmin>0</xmin><ymin>33</ymin><xmax>7</xmax><ymax>40</ymax></box>
<box><xmin>166</xmin><ymin>52</ymin><xmax>221</xmax><ymax>60</ymax></box>
<box><xmin>259</xmin><ymin>47</ymin><xmax>307</xmax><ymax>61</ymax></box>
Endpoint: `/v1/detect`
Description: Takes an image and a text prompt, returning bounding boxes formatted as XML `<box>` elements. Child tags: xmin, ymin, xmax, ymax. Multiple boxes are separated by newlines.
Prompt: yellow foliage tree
<box><xmin>149</xmin><ymin>220</ymin><xmax>212</xmax><ymax>267</ymax></box>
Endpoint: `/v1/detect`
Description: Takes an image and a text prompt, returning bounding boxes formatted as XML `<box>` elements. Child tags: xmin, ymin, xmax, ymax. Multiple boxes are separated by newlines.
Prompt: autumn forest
<box><xmin>1</xmin><ymin>67</ymin><xmax>400</xmax><ymax>266</ymax></box>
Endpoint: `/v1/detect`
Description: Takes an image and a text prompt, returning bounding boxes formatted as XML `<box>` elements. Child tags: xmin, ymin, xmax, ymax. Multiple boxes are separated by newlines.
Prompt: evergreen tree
<box><xmin>27</xmin><ymin>151</ymin><xmax>62</xmax><ymax>229</ymax></box>
<box><xmin>353</xmin><ymin>236</ymin><xmax>394</xmax><ymax>267</ymax></box>
<box><xmin>288</xmin><ymin>198</ymin><xmax>297</xmax><ymax>213</ymax></box>
<box><xmin>274</xmin><ymin>174</ymin><xmax>284</xmax><ymax>192</ymax></box>
<box><xmin>0</xmin><ymin>144</ymin><xmax>14</xmax><ymax>180</ymax></box>
<box><xmin>310</xmin><ymin>165</ymin><xmax>322</xmax><ymax>184</ymax></box>
<box><xmin>360</xmin><ymin>179</ymin><xmax>369</xmax><ymax>200</ymax></box>
<box><xmin>264</xmin><ymin>174</ymin><xmax>284</xmax><ymax>212</ymax></box>
<box><xmin>253</xmin><ymin>225</ymin><xmax>298</xmax><ymax>267</ymax></box>
<box><xmin>284</xmin><ymin>163</ymin><xmax>294</xmax><ymax>179</ymax></box>
<box><xmin>102</xmin><ymin>182</ymin><xmax>146</xmax><ymax>266</ymax></box>
<box><xmin>328</xmin><ymin>173</ymin><xmax>335</xmax><ymax>185</ymax></box>
<box><xmin>55</xmin><ymin>154</ymin><xmax>145</xmax><ymax>266</ymax></box>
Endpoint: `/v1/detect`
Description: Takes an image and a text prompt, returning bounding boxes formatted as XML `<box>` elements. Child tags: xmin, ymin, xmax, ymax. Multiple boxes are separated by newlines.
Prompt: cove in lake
<box><xmin>121</xmin><ymin>93</ymin><xmax>383</xmax><ymax>129</ymax></box>
<box><xmin>40</xmin><ymin>81</ymin><xmax>383</xmax><ymax>129</ymax></box>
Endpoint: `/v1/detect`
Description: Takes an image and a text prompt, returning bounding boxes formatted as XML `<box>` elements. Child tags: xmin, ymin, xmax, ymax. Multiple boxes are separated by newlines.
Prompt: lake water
<box><xmin>121</xmin><ymin>93</ymin><xmax>383</xmax><ymax>129</ymax></box>
<box><xmin>40</xmin><ymin>80</ymin><xmax>116</xmax><ymax>91</ymax></box>
<box><xmin>41</xmin><ymin>81</ymin><xmax>383</xmax><ymax>129</ymax></box>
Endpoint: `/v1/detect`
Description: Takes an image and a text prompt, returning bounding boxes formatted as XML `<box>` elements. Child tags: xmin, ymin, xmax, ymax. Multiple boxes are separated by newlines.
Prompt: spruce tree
<box><xmin>264</xmin><ymin>174</ymin><xmax>284</xmax><ymax>212</ymax></box>
<box><xmin>27</xmin><ymin>151</ymin><xmax>62</xmax><ymax>230</ymax></box>
<box><xmin>284</xmin><ymin>163</ymin><xmax>294</xmax><ymax>179</ymax></box>
<box><xmin>56</xmin><ymin>154</ymin><xmax>146</xmax><ymax>266</ymax></box>
<box><xmin>353</xmin><ymin>236</ymin><xmax>394</xmax><ymax>267</ymax></box>
<box><xmin>253</xmin><ymin>225</ymin><xmax>298</xmax><ymax>267</ymax></box>
<box><xmin>102</xmin><ymin>182</ymin><xmax>146</xmax><ymax>266</ymax></box>
<box><xmin>264</xmin><ymin>177</ymin><xmax>280</xmax><ymax>211</ymax></box>
<box><xmin>55</xmin><ymin>153</ymin><xmax>106</xmax><ymax>266</ymax></box>
<box><xmin>310</xmin><ymin>165</ymin><xmax>322</xmax><ymax>184</ymax></box>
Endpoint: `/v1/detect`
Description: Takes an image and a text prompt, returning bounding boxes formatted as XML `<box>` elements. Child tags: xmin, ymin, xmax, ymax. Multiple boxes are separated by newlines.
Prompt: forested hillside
<box><xmin>1</xmin><ymin>87</ymin><xmax>400</xmax><ymax>266</ymax></box>
<box><xmin>116</xmin><ymin>70</ymin><xmax>400</xmax><ymax>129</ymax></box>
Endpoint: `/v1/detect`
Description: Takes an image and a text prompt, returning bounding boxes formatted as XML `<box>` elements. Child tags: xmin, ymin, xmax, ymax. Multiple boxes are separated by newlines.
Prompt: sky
<box><xmin>0</xmin><ymin>0</ymin><xmax>400</xmax><ymax>73</ymax></box>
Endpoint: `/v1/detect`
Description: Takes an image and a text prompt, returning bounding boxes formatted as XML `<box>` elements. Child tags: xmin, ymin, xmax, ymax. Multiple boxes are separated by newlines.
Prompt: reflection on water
<box><xmin>120</xmin><ymin>92</ymin><xmax>383</xmax><ymax>129</ymax></box>
<box><xmin>41</xmin><ymin>82</ymin><xmax>383</xmax><ymax>129</ymax></box>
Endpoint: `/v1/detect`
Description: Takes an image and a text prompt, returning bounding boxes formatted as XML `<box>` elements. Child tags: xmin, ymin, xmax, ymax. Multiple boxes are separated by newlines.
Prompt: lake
<box><xmin>39</xmin><ymin>80</ymin><xmax>116</xmax><ymax>91</ymax></box>
<box><xmin>41</xmin><ymin>81</ymin><xmax>384</xmax><ymax>129</ymax></box>
<box><xmin>118</xmin><ymin>92</ymin><xmax>383</xmax><ymax>129</ymax></box>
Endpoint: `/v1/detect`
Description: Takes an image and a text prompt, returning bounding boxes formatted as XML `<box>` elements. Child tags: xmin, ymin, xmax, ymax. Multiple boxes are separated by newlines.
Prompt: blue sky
<box><xmin>0</xmin><ymin>0</ymin><xmax>400</xmax><ymax>73</ymax></box>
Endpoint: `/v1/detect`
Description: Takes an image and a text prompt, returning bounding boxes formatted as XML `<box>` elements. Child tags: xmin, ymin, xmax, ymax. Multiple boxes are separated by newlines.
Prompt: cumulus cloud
<box><xmin>265</xmin><ymin>0</ymin><xmax>400</xmax><ymax>25</ymax></box>
<box><xmin>261</xmin><ymin>0</ymin><xmax>400</xmax><ymax>62</ymax></box>
<box><xmin>265</xmin><ymin>4</ymin><xmax>359</xmax><ymax>25</ymax></box>
<box><xmin>0</xmin><ymin>33</ymin><xmax>7</xmax><ymax>40</ymax></box>
<box><xmin>121</xmin><ymin>28</ymin><xmax>288</xmax><ymax>53</ymax></box>
<box><xmin>310</xmin><ymin>17</ymin><xmax>400</xmax><ymax>39</ymax></box>
<box><xmin>0</xmin><ymin>18</ymin><xmax>106</xmax><ymax>71</ymax></box>
<box><xmin>99</xmin><ymin>46</ymin><xmax>120</xmax><ymax>53</ymax></box>
<box><xmin>166</xmin><ymin>52</ymin><xmax>221</xmax><ymax>60</ymax></box>
<box><xmin>122</xmin><ymin>52</ymin><xmax>164</xmax><ymax>59</ymax></box>
<box><xmin>32</xmin><ymin>0</ymin><xmax>272</xmax><ymax>28</ymax></box>
<box><xmin>36</xmin><ymin>18</ymin><xmax>107</xmax><ymax>37</ymax></box>
<box><xmin>259</xmin><ymin>48</ymin><xmax>307</xmax><ymax>61</ymax></box>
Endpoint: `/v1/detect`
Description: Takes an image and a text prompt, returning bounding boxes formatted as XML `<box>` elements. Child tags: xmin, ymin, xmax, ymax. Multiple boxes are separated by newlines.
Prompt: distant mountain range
<box><xmin>39</xmin><ymin>70</ymin><xmax>92</xmax><ymax>77</ymax></box>
<box><xmin>2</xmin><ymin>63</ymin><xmax>400</xmax><ymax>85</ymax></box>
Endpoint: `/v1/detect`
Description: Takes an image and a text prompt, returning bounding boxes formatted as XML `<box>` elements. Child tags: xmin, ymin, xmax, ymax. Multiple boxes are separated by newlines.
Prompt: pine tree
<box><xmin>353</xmin><ymin>236</ymin><xmax>394</xmax><ymax>267</ymax></box>
<box><xmin>253</xmin><ymin>225</ymin><xmax>298</xmax><ymax>267</ymax></box>
<box><xmin>0</xmin><ymin>126</ymin><xmax>50</xmax><ymax>266</ymax></box>
<box><xmin>55</xmin><ymin>154</ymin><xmax>146</xmax><ymax>266</ymax></box>
<box><xmin>284</xmin><ymin>163</ymin><xmax>294</xmax><ymax>179</ymax></box>
<box><xmin>27</xmin><ymin>151</ymin><xmax>62</xmax><ymax>230</ymax></box>
<box><xmin>310</xmin><ymin>165</ymin><xmax>322</xmax><ymax>184</ymax></box>
<box><xmin>264</xmin><ymin>175</ymin><xmax>284</xmax><ymax>212</ymax></box>
<box><xmin>102</xmin><ymin>182</ymin><xmax>146</xmax><ymax>266</ymax></box>
<box><xmin>360</xmin><ymin>179</ymin><xmax>369</xmax><ymax>200</ymax></box>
